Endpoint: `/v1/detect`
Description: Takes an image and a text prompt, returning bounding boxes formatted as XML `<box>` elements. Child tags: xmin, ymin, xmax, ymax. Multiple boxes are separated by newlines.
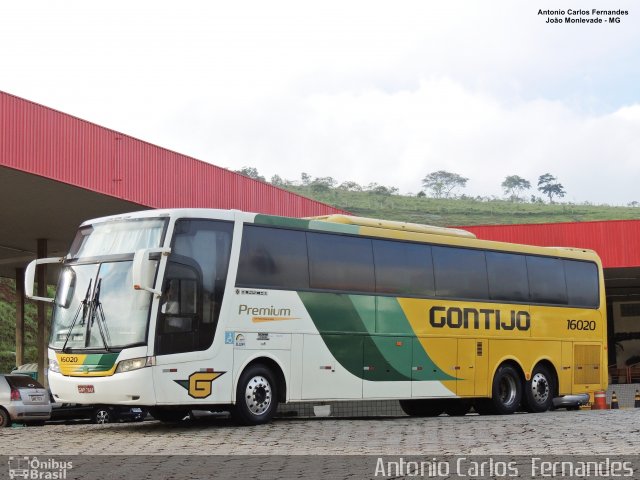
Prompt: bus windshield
<box><xmin>49</xmin><ymin>217</ymin><xmax>167</xmax><ymax>351</ymax></box>
<box><xmin>69</xmin><ymin>218</ymin><xmax>167</xmax><ymax>260</ymax></box>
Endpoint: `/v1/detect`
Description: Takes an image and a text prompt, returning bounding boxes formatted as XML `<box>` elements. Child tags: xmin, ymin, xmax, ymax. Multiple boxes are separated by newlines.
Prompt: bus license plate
<box><xmin>78</xmin><ymin>385</ymin><xmax>94</xmax><ymax>394</ymax></box>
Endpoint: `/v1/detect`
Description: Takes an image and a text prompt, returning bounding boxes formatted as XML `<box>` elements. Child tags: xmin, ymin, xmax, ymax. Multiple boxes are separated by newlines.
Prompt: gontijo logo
<box><xmin>429</xmin><ymin>306</ymin><xmax>531</xmax><ymax>331</ymax></box>
<box><xmin>174</xmin><ymin>371</ymin><xmax>226</xmax><ymax>399</ymax></box>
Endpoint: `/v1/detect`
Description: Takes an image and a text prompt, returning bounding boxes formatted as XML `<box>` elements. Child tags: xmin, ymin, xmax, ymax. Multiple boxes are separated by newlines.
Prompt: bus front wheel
<box><xmin>232</xmin><ymin>364</ymin><xmax>279</xmax><ymax>425</ymax></box>
<box><xmin>523</xmin><ymin>364</ymin><xmax>555</xmax><ymax>413</ymax></box>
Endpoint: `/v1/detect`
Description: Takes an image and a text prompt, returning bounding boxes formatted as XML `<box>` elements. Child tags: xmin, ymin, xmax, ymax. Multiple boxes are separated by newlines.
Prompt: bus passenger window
<box><xmin>564</xmin><ymin>260</ymin><xmax>599</xmax><ymax>307</ymax></box>
<box><xmin>433</xmin><ymin>246</ymin><xmax>489</xmax><ymax>300</ymax></box>
<box><xmin>527</xmin><ymin>256</ymin><xmax>568</xmax><ymax>305</ymax></box>
<box><xmin>237</xmin><ymin>226</ymin><xmax>309</xmax><ymax>289</ymax></box>
<box><xmin>486</xmin><ymin>252</ymin><xmax>529</xmax><ymax>302</ymax></box>
<box><xmin>307</xmin><ymin>232</ymin><xmax>375</xmax><ymax>293</ymax></box>
<box><xmin>372</xmin><ymin>240</ymin><xmax>435</xmax><ymax>296</ymax></box>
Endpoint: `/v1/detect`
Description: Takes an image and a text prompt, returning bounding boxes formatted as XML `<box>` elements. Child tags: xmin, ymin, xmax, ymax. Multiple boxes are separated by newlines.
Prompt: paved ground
<box><xmin>2</xmin><ymin>408</ymin><xmax>639</xmax><ymax>456</ymax></box>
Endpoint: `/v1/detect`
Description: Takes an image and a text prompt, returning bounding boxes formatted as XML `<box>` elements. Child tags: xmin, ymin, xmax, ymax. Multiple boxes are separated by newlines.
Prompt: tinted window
<box><xmin>308</xmin><ymin>232</ymin><xmax>374</xmax><ymax>292</ymax></box>
<box><xmin>373</xmin><ymin>240</ymin><xmax>435</xmax><ymax>296</ymax></box>
<box><xmin>237</xmin><ymin>226</ymin><xmax>309</xmax><ymax>289</ymax></box>
<box><xmin>156</xmin><ymin>219</ymin><xmax>233</xmax><ymax>355</ymax></box>
<box><xmin>433</xmin><ymin>246</ymin><xmax>489</xmax><ymax>299</ymax></box>
<box><xmin>564</xmin><ymin>260</ymin><xmax>599</xmax><ymax>307</ymax></box>
<box><xmin>527</xmin><ymin>256</ymin><xmax>567</xmax><ymax>305</ymax></box>
<box><xmin>486</xmin><ymin>252</ymin><xmax>529</xmax><ymax>302</ymax></box>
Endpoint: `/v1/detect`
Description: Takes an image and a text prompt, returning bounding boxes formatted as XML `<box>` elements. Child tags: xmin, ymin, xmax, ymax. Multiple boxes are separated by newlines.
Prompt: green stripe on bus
<box><xmin>299</xmin><ymin>292</ymin><xmax>454</xmax><ymax>381</ymax></box>
<box><xmin>254</xmin><ymin>214</ymin><xmax>311</xmax><ymax>230</ymax></box>
<box><xmin>83</xmin><ymin>353</ymin><xmax>118</xmax><ymax>367</ymax></box>
<box><xmin>376</xmin><ymin>297</ymin><xmax>455</xmax><ymax>381</ymax></box>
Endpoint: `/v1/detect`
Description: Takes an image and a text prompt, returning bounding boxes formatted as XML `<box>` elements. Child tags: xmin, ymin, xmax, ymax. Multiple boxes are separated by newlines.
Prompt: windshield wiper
<box><xmin>88</xmin><ymin>278</ymin><xmax>113</xmax><ymax>352</ymax></box>
<box><xmin>61</xmin><ymin>279</ymin><xmax>92</xmax><ymax>353</ymax></box>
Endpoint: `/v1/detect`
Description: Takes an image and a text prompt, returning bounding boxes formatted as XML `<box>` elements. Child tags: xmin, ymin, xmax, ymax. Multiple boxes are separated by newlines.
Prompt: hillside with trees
<box><xmin>2</xmin><ymin>168</ymin><xmax>640</xmax><ymax>373</ymax></box>
<box><xmin>239</xmin><ymin>167</ymin><xmax>640</xmax><ymax>226</ymax></box>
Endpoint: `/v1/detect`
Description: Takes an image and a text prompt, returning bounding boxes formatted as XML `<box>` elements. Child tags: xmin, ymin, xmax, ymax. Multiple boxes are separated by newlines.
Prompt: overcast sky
<box><xmin>1</xmin><ymin>1</ymin><xmax>639</xmax><ymax>204</ymax></box>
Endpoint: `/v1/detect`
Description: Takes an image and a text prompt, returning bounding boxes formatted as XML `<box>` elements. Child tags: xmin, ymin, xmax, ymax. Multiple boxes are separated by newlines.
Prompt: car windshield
<box><xmin>50</xmin><ymin>217</ymin><xmax>167</xmax><ymax>351</ymax></box>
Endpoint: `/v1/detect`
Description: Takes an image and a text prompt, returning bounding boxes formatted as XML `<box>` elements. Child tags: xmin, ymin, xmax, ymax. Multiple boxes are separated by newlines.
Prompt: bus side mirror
<box><xmin>24</xmin><ymin>257</ymin><xmax>64</xmax><ymax>303</ymax></box>
<box><xmin>132</xmin><ymin>247</ymin><xmax>171</xmax><ymax>296</ymax></box>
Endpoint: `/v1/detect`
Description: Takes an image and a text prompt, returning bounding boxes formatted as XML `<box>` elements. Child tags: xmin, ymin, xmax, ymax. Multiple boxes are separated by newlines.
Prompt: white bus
<box><xmin>26</xmin><ymin>209</ymin><xmax>606</xmax><ymax>424</ymax></box>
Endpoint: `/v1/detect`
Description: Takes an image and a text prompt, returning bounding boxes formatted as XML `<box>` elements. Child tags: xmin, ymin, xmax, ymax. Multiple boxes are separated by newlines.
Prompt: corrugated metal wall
<box><xmin>462</xmin><ymin>220</ymin><xmax>640</xmax><ymax>269</ymax></box>
<box><xmin>0</xmin><ymin>91</ymin><xmax>346</xmax><ymax>217</ymax></box>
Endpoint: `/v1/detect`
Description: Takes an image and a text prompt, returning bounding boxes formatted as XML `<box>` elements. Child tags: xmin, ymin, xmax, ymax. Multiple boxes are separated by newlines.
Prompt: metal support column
<box><xmin>15</xmin><ymin>268</ymin><xmax>25</xmax><ymax>367</ymax></box>
<box><xmin>37</xmin><ymin>239</ymin><xmax>47</xmax><ymax>385</ymax></box>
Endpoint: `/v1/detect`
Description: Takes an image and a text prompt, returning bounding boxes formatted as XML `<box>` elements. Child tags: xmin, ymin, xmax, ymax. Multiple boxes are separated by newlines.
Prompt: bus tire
<box><xmin>523</xmin><ymin>364</ymin><xmax>555</xmax><ymax>413</ymax></box>
<box><xmin>485</xmin><ymin>364</ymin><xmax>522</xmax><ymax>415</ymax></box>
<box><xmin>232</xmin><ymin>364</ymin><xmax>278</xmax><ymax>426</ymax></box>
<box><xmin>399</xmin><ymin>399</ymin><xmax>445</xmax><ymax>417</ymax></box>
<box><xmin>444</xmin><ymin>400</ymin><xmax>472</xmax><ymax>416</ymax></box>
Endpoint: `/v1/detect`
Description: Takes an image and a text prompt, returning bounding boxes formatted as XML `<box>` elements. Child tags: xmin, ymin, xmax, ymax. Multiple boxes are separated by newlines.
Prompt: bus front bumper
<box><xmin>48</xmin><ymin>368</ymin><xmax>156</xmax><ymax>405</ymax></box>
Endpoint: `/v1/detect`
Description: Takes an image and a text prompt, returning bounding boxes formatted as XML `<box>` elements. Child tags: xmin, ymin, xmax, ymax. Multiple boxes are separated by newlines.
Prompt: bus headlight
<box><xmin>49</xmin><ymin>358</ymin><xmax>60</xmax><ymax>373</ymax></box>
<box><xmin>115</xmin><ymin>356</ymin><xmax>155</xmax><ymax>374</ymax></box>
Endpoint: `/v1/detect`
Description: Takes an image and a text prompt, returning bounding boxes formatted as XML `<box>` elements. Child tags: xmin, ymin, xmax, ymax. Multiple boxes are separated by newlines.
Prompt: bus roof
<box><xmin>309</xmin><ymin>215</ymin><xmax>477</xmax><ymax>239</ymax></box>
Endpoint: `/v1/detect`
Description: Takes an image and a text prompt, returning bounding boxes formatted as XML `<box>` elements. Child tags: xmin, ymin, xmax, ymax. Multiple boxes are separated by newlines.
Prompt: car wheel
<box><xmin>232</xmin><ymin>364</ymin><xmax>278</xmax><ymax>425</ymax></box>
<box><xmin>523</xmin><ymin>364</ymin><xmax>555</xmax><ymax>413</ymax></box>
<box><xmin>0</xmin><ymin>409</ymin><xmax>10</xmax><ymax>427</ymax></box>
<box><xmin>92</xmin><ymin>407</ymin><xmax>113</xmax><ymax>424</ymax></box>
<box><xmin>399</xmin><ymin>399</ymin><xmax>445</xmax><ymax>417</ymax></box>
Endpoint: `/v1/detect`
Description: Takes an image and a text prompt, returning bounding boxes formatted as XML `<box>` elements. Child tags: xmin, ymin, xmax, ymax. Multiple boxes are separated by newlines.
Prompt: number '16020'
<box><xmin>567</xmin><ymin>319</ymin><xmax>596</xmax><ymax>331</ymax></box>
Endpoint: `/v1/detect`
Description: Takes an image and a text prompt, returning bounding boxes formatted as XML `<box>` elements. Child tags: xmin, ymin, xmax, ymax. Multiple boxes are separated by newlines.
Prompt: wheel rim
<box><xmin>244</xmin><ymin>375</ymin><xmax>272</xmax><ymax>416</ymax></box>
<box><xmin>95</xmin><ymin>410</ymin><xmax>110</xmax><ymax>424</ymax></box>
<box><xmin>499</xmin><ymin>374</ymin><xmax>518</xmax><ymax>407</ymax></box>
<box><xmin>531</xmin><ymin>372</ymin><xmax>550</xmax><ymax>405</ymax></box>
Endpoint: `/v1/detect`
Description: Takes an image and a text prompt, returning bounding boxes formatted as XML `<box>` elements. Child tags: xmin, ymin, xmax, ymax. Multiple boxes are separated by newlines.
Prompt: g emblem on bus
<box><xmin>175</xmin><ymin>371</ymin><xmax>226</xmax><ymax>399</ymax></box>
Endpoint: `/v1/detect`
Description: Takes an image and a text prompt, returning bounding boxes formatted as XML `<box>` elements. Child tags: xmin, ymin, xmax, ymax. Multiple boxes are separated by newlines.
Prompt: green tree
<box><xmin>235</xmin><ymin>166</ymin><xmax>265</xmax><ymax>182</ymax></box>
<box><xmin>422</xmin><ymin>170</ymin><xmax>468</xmax><ymax>198</ymax></box>
<box><xmin>501</xmin><ymin>175</ymin><xmax>531</xmax><ymax>201</ymax></box>
<box><xmin>337</xmin><ymin>181</ymin><xmax>363</xmax><ymax>192</ymax></box>
<box><xmin>300</xmin><ymin>172</ymin><xmax>312</xmax><ymax>186</ymax></box>
<box><xmin>537</xmin><ymin>173</ymin><xmax>566</xmax><ymax>203</ymax></box>
<box><xmin>310</xmin><ymin>176</ymin><xmax>337</xmax><ymax>193</ymax></box>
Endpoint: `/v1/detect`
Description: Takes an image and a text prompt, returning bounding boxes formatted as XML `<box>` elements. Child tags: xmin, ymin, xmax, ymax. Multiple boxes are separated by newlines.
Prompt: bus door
<box><xmin>152</xmin><ymin>219</ymin><xmax>234</xmax><ymax>404</ymax></box>
<box><xmin>456</xmin><ymin>338</ymin><xmax>488</xmax><ymax>396</ymax></box>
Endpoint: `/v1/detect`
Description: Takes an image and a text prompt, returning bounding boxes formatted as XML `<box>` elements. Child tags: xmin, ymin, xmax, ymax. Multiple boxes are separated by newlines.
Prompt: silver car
<box><xmin>0</xmin><ymin>374</ymin><xmax>51</xmax><ymax>427</ymax></box>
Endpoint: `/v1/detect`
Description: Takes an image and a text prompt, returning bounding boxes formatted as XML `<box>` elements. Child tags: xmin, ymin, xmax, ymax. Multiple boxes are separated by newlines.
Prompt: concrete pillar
<box><xmin>15</xmin><ymin>268</ymin><xmax>25</xmax><ymax>367</ymax></box>
<box><xmin>37</xmin><ymin>239</ymin><xmax>47</xmax><ymax>386</ymax></box>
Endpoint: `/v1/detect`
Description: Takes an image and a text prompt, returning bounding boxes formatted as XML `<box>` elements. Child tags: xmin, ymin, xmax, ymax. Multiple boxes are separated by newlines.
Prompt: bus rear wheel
<box><xmin>232</xmin><ymin>364</ymin><xmax>278</xmax><ymax>425</ymax></box>
<box><xmin>478</xmin><ymin>364</ymin><xmax>522</xmax><ymax>415</ymax></box>
<box><xmin>399</xmin><ymin>399</ymin><xmax>445</xmax><ymax>417</ymax></box>
<box><xmin>523</xmin><ymin>364</ymin><xmax>555</xmax><ymax>413</ymax></box>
